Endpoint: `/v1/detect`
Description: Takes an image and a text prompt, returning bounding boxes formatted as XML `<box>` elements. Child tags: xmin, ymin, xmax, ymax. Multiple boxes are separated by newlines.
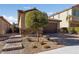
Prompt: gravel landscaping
<box><xmin>0</xmin><ymin>34</ymin><xmax>79</xmax><ymax>54</ymax></box>
<box><xmin>22</xmin><ymin>37</ymin><xmax>64</xmax><ymax>54</ymax></box>
<box><xmin>0</xmin><ymin>41</ymin><xmax>5</xmax><ymax>53</ymax></box>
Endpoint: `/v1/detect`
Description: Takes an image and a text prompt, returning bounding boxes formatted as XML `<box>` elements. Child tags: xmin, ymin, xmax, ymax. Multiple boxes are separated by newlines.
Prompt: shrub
<box><xmin>75</xmin><ymin>27</ymin><xmax>79</xmax><ymax>32</ymax></box>
<box><xmin>6</xmin><ymin>28</ymin><xmax>12</xmax><ymax>33</ymax></box>
<box><xmin>14</xmin><ymin>27</ymin><xmax>19</xmax><ymax>33</ymax></box>
<box><xmin>59</xmin><ymin>27</ymin><xmax>79</xmax><ymax>34</ymax></box>
<box><xmin>71</xmin><ymin>28</ymin><xmax>77</xmax><ymax>34</ymax></box>
<box><xmin>68</xmin><ymin>27</ymin><xmax>79</xmax><ymax>34</ymax></box>
<box><xmin>33</xmin><ymin>45</ymin><xmax>38</xmax><ymax>48</ymax></box>
<box><xmin>41</xmin><ymin>42</ymin><xmax>47</xmax><ymax>45</ymax></box>
<box><xmin>60</xmin><ymin>27</ymin><xmax>69</xmax><ymax>33</ymax></box>
<box><xmin>27</xmin><ymin>38</ymin><xmax>34</xmax><ymax>42</ymax></box>
<box><xmin>44</xmin><ymin>45</ymin><xmax>51</xmax><ymax>49</ymax></box>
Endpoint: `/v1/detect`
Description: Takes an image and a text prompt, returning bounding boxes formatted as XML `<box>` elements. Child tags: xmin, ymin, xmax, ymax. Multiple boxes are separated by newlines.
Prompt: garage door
<box><xmin>43</xmin><ymin>23</ymin><xmax>57</xmax><ymax>34</ymax></box>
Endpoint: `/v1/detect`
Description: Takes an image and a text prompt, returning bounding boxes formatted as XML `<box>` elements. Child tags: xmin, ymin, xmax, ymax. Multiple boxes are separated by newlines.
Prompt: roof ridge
<box><xmin>49</xmin><ymin>4</ymin><xmax>77</xmax><ymax>17</ymax></box>
<box><xmin>0</xmin><ymin>16</ymin><xmax>11</xmax><ymax>25</ymax></box>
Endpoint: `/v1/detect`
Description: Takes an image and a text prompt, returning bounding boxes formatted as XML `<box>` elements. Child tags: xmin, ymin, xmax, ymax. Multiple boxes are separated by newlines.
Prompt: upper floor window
<box><xmin>73</xmin><ymin>8</ymin><xmax>79</xmax><ymax>17</ymax></box>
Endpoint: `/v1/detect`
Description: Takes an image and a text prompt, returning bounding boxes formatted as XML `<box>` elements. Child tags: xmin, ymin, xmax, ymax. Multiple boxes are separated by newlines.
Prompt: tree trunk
<box><xmin>37</xmin><ymin>31</ymin><xmax>39</xmax><ymax>42</ymax></box>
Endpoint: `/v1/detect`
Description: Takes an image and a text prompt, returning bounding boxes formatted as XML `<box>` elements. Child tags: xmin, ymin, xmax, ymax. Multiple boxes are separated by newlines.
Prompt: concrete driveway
<box><xmin>39</xmin><ymin>45</ymin><xmax>79</xmax><ymax>54</ymax></box>
<box><xmin>38</xmin><ymin>33</ymin><xmax>79</xmax><ymax>54</ymax></box>
<box><xmin>47</xmin><ymin>33</ymin><xmax>79</xmax><ymax>46</ymax></box>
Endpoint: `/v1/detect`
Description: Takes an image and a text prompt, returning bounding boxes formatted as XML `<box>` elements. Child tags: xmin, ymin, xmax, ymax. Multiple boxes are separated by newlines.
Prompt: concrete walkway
<box><xmin>39</xmin><ymin>45</ymin><xmax>79</xmax><ymax>54</ymax></box>
<box><xmin>1</xmin><ymin>34</ymin><xmax>24</xmax><ymax>54</ymax></box>
<box><xmin>2</xmin><ymin>49</ymin><xmax>24</xmax><ymax>54</ymax></box>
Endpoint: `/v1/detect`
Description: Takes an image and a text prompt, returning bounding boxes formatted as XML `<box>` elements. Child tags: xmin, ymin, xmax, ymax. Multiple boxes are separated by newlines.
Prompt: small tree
<box><xmin>66</xmin><ymin>15</ymin><xmax>72</xmax><ymax>21</ymax></box>
<box><xmin>12</xmin><ymin>23</ymin><xmax>19</xmax><ymax>33</ymax></box>
<box><xmin>25</xmin><ymin>8</ymin><xmax>48</xmax><ymax>42</ymax></box>
<box><xmin>12</xmin><ymin>22</ymin><xmax>16</xmax><ymax>33</ymax></box>
<box><xmin>66</xmin><ymin>15</ymin><xmax>72</xmax><ymax>33</ymax></box>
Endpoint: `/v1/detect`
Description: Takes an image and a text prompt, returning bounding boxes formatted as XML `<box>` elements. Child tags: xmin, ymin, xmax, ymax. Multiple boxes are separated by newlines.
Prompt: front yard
<box><xmin>22</xmin><ymin>36</ymin><xmax>64</xmax><ymax>54</ymax></box>
<box><xmin>21</xmin><ymin>33</ymin><xmax>79</xmax><ymax>54</ymax></box>
<box><xmin>0</xmin><ymin>33</ymin><xmax>79</xmax><ymax>54</ymax></box>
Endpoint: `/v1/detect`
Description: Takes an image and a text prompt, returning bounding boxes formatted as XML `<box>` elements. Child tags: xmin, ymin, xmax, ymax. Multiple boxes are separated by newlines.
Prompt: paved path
<box><xmin>5</xmin><ymin>38</ymin><xmax>22</xmax><ymax>43</ymax></box>
<box><xmin>2</xmin><ymin>43</ymin><xmax>23</xmax><ymax>51</ymax></box>
<box><xmin>1</xmin><ymin>49</ymin><xmax>24</xmax><ymax>54</ymax></box>
<box><xmin>48</xmin><ymin>33</ymin><xmax>79</xmax><ymax>46</ymax></box>
<box><xmin>39</xmin><ymin>45</ymin><xmax>79</xmax><ymax>54</ymax></box>
<box><xmin>1</xmin><ymin>34</ymin><xmax>24</xmax><ymax>54</ymax></box>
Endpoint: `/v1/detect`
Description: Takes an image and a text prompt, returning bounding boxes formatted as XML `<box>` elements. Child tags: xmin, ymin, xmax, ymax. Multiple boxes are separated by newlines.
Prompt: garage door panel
<box><xmin>43</xmin><ymin>23</ymin><xmax>57</xmax><ymax>33</ymax></box>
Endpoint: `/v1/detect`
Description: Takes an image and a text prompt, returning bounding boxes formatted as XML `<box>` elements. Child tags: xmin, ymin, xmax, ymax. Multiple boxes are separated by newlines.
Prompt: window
<box><xmin>73</xmin><ymin>8</ymin><xmax>79</xmax><ymax>17</ymax></box>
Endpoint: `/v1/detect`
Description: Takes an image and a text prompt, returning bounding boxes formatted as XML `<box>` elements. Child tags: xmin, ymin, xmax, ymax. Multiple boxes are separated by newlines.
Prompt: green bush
<box><xmin>75</xmin><ymin>27</ymin><xmax>79</xmax><ymax>32</ymax></box>
<box><xmin>68</xmin><ymin>27</ymin><xmax>79</xmax><ymax>34</ymax></box>
<box><xmin>60</xmin><ymin>27</ymin><xmax>79</xmax><ymax>34</ymax></box>
<box><xmin>60</xmin><ymin>27</ymin><xmax>69</xmax><ymax>33</ymax></box>
<box><xmin>6</xmin><ymin>28</ymin><xmax>12</xmax><ymax>33</ymax></box>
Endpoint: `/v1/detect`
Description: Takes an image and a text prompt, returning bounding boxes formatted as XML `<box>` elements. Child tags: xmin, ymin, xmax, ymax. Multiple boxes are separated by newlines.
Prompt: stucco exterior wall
<box><xmin>0</xmin><ymin>19</ymin><xmax>3</xmax><ymax>34</ymax></box>
<box><xmin>18</xmin><ymin>12</ymin><xmax>26</xmax><ymax>34</ymax></box>
<box><xmin>59</xmin><ymin>10</ymin><xmax>70</xmax><ymax>28</ymax></box>
<box><xmin>19</xmin><ymin>16</ymin><xmax>21</xmax><ymax>29</ymax></box>
<box><xmin>54</xmin><ymin>15</ymin><xmax>59</xmax><ymax>19</ymax></box>
<box><xmin>0</xmin><ymin>17</ymin><xmax>11</xmax><ymax>35</ymax></box>
<box><xmin>18</xmin><ymin>9</ymin><xmax>61</xmax><ymax>34</ymax></box>
<box><xmin>50</xmin><ymin>9</ymin><xmax>72</xmax><ymax>28</ymax></box>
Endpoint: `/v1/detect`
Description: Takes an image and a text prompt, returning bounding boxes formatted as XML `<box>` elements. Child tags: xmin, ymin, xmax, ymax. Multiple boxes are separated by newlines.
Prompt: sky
<box><xmin>0</xmin><ymin>4</ymin><xmax>74</xmax><ymax>24</ymax></box>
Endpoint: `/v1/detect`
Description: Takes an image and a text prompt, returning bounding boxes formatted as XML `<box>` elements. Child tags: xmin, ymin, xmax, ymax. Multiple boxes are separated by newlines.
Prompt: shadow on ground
<box><xmin>48</xmin><ymin>33</ymin><xmax>79</xmax><ymax>46</ymax></box>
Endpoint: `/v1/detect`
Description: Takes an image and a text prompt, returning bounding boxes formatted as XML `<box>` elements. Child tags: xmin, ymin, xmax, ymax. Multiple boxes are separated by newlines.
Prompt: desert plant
<box><xmin>25</xmin><ymin>8</ymin><xmax>48</xmax><ymax>42</ymax></box>
<box><xmin>44</xmin><ymin>45</ymin><xmax>51</xmax><ymax>49</ymax></box>
<box><xmin>27</xmin><ymin>38</ymin><xmax>34</xmax><ymax>42</ymax></box>
<box><xmin>41</xmin><ymin>42</ymin><xmax>47</xmax><ymax>45</ymax></box>
<box><xmin>33</xmin><ymin>45</ymin><xmax>38</xmax><ymax>48</ymax></box>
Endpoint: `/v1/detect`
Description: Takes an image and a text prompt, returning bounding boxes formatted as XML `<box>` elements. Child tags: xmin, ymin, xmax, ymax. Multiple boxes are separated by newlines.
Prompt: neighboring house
<box><xmin>18</xmin><ymin>8</ymin><xmax>61</xmax><ymax>34</ymax></box>
<box><xmin>0</xmin><ymin>16</ymin><xmax>12</xmax><ymax>35</ymax></box>
<box><xmin>49</xmin><ymin>5</ymin><xmax>79</xmax><ymax>28</ymax></box>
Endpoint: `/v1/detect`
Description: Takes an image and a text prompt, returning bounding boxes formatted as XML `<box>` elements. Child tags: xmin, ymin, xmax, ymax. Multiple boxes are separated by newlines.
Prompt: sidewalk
<box><xmin>39</xmin><ymin>45</ymin><xmax>79</xmax><ymax>54</ymax></box>
<box><xmin>1</xmin><ymin>34</ymin><xmax>24</xmax><ymax>54</ymax></box>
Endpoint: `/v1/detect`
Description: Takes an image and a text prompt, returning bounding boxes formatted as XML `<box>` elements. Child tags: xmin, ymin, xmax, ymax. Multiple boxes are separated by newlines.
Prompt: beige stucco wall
<box><xmin>0</xmin><ymin>18</ymin><xmax>11</xmax><ymax>35</ymax></box>
<box><xmin>50</xmin><ymin>9</ymin><xmax>72</xmax><ymax>28</ymax></box>
<box><xmin>0</xmin><ymin>19</ymin><xmax>3</xmax><ymax>34</ymax></box>
<box><xmin>19</xmin><ymin>16</ymin><xmax>21</xmax><ymax>29</ymax></box>
<box><xmin>18</xmin><ymin>12</ymin><xmax>26</xmax><ymax>34</ymax></box>
<box><xmin>54</xmin><ymin>15</ymin><xmax>59</xmax><ymax>19</ymax></box>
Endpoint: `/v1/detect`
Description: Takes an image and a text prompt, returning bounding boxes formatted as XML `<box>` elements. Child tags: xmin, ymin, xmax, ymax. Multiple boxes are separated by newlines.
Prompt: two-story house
<box><xmin>18</xmin><ymin>8</ymin><xmax>61</xmax><ymax>34</ymax></box>
<box><xmin>49</xmin><ymin>5</ymin><xmax>79</xmax><ymax>28</ymax></box>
